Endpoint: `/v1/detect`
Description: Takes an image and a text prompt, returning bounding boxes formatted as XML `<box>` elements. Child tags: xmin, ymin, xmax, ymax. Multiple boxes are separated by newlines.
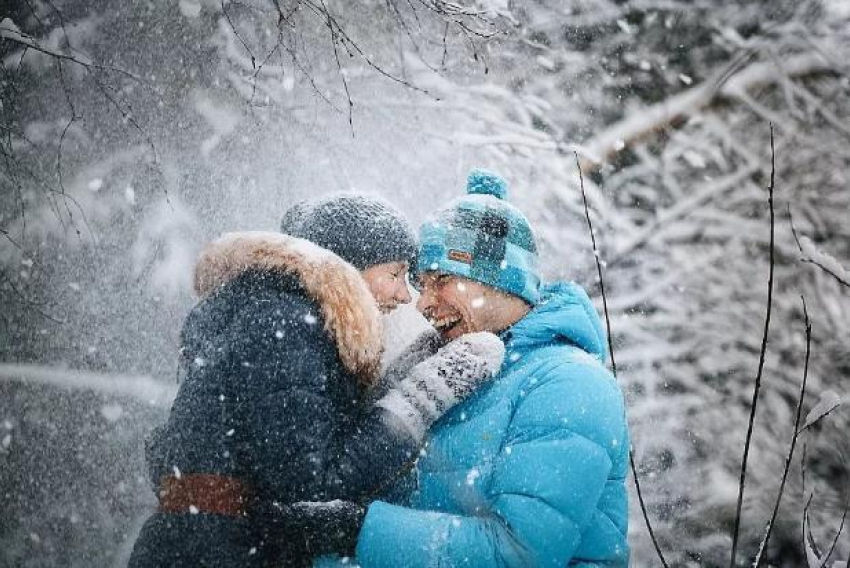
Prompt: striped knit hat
<box><xmin>413</xmin><ymin>169</ymin><xmax>540</xmax><ymax>304</ymax></box>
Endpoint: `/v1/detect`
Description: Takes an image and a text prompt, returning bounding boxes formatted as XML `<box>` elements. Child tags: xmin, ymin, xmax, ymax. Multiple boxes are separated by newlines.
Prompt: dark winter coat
<box><xmin>128</xmin><ymin>231</ymin><xmax>418</xmax><ymax>568</ymax></box>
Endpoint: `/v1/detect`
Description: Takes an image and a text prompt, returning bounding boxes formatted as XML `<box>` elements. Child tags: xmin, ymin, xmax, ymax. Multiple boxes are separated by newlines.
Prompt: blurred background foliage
<box><xmin>1</xmin><ymin>0</ymin><xmax>848</xmax><ymax>565</ymax></box>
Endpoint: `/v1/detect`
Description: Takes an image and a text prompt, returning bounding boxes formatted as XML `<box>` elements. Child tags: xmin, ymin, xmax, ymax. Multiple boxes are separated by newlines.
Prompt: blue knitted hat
<box><xmin>413</xmin><ymin>169</ymin><xmax>541</xmax><ymax>304</ymax></box>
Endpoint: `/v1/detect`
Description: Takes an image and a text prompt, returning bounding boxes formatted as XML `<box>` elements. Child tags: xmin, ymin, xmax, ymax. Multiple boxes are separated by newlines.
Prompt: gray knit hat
<box><xmin>280</xmin><ymin>193</ymin><xmax>417</xmax><ymax>270</ymax></box>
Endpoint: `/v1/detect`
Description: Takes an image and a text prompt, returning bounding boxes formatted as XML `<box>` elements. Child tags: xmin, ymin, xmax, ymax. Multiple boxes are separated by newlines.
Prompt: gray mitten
<box><xmin>368</xmin><ymin>328</ymin><xmax>445</xmax><ymax>405</ymax></box>
<box><xmin>385</xmin><ymin>328</ymin><xmax>445</xmax><ymax>379</ymax></box>
<box><xmin>376</xmin><ymin>331</ymin><xmax>505</xmax><ymax>442</ymax></box>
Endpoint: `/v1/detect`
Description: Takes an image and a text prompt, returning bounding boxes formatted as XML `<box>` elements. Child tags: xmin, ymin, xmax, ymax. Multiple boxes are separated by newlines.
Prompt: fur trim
<box><xmin>194</xmin><ymin>231</ymin><xmax>383</xmax><ymax>384</ymax></box>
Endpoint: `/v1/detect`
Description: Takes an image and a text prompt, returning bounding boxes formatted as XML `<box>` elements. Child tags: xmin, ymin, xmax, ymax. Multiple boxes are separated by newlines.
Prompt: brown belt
<box><xmin>158</xmin><ymin>473</ymin><xmax>252</xmax><ymax>517</ymax></box>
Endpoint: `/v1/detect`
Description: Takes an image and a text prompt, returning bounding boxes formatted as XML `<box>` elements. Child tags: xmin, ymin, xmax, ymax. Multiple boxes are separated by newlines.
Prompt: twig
<box><xmin>846</xmin><ymin>515</ymin><xmax>850</xmax><ymax>568</ymax></box>
<box><xmin>577</xmin><ymin>50</ymin><xmax>833</xmax><ymax>172</ymax></box>
<box><xmin>730</xmin><ymin>123</ymin><xmax>776</xmax><ymax>567</ymax></box>
<box><xmin>575</xmin><ymin>152</ymin><xmax>616</xmax><ymax>373</ymax></box>
<box><xmin>0</xmin><ymin>228</ymin><xmax>21</xmax><ymax>249</ymax></box>
<box><xmin>752</xmin><ymin>295</ymin><xmax>811</xmax><ymax>566</ymax></box>
<box><xmin>575</xmin><ymin>151</ymin><xmax>670</xmax><ymax>568</ymax></box>
<box><xmin>383</xmin><ymin>0</ymin><xmax>442</xmax><ymax>75</ymax></box>
<box><xmin>441</xmin><ymin>20</ymin><xmax>449</xmax><ymax>67</ymax></box>
<box><xmin>55</xmin><ymin>58</ymin><xmax>82</xmax><ymax>238</ymax></box>
<box><xmin>801</xmin><ymin>442</ymin><xmax>809</xmax><ymax>547</ymax></box>
<box><xmin>86</xmin><ymin>64</ymin><xmax>160</xmax><ymax>167</ymax></box>
<box><xmin>0</xmin><ymin>270</ymin><xmax>65</xmax><ymax>324</ymax></box>
<box><xmin>0</xmin><ymin>130</ymin><xmax>29</xmax><ymax>235</ymax></box>
<box><xmin>264</xmin><ymin>5</ymin><xmax>344</xmax><ymax>115</ymax></box>
<box><xmin>221</xmin><ymin>0</ymin><xmax>256</xmax><ymax>69</ymax></box>
<box><xmin>0</xmin><ymin>27</ymin><xmax>142</xmax><ymax>82</ymax></box>
<box><xmin>22</xmin><ymin>0</ymin><xmax>48</xmax><ymax>35</ymax></box>
<box><xmin>608</xmin><ymin>165</ymin><xmax>757</xmax><ymax>268</ymax></box>
<box><xmin>320</xmin><ymin>0</ymin><xmax>354</xmax><ymax>134</ymax></box>
<box><xmin>800</xmin><ymin>482</ymin><xmax>849</xmax><ymax>568</ymax></box>
<box><xmin>789</xmin><ymin>208</ymin><xmax>850</xmax><ymax>290</ymax></box>
<box><xmin>819</xmin><ymin>484</ymin><xmax>850</xmax><ymax>568</ymax></box>
<box><xmin>797</xmin><ymin>404</ymin><xmax>842</xmax><ymax>436</ymax></box>
<box><xmin>54</xmin><ymin>60</ymin><xmax>99</xmax><ymax>244</ymax></box>
<box><xmin>246</xmin><ymin>41</ymin><xmax>282</xmax><ymax>108</ymax></box>
<box><xmin>3</xmin><ymin>9</ymin><xmax>160</xmax><ymax>212</ymax></box>
<box><xmin>270</xmin><ymin>0</ymin><xmax>298</xmax><ymax>25</ymax></box>
<box><xmin>300</xmin><ymin>0</ymin><xmax>431</xmax><ymax>97</ymax></box>
<box><xmin>415</xmin><ymin>0</ymin><xmax>496</xmax><ymax>37</ymax></box>
<box><xmin>803</xmin><ymin>494</ymin><xmax>821</xmax><ymax>560</ymax></box>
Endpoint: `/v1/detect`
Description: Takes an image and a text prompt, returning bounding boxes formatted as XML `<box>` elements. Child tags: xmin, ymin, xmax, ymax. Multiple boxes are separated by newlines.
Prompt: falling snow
<box><xmin>2</xmin><ymin>1</ymin><xmax>848</xmax><ymax>566</ymax></box>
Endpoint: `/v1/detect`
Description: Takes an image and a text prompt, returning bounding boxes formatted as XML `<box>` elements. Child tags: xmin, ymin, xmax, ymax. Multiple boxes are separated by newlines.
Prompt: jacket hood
<box><xmin>193</xmin><ymin>231</ymin><xmax>384</xmax><ymax>382</ymax></box>
<box><xmin>507</xmin><ymin>281</ymin><xmax>609</xmax><ymax>363</ymax></box>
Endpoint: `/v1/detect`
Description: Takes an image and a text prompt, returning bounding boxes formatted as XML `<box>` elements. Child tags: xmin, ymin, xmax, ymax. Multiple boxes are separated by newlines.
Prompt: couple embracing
<box><xmin>129</xmin><ymin>170</ymin><xmax>630</xmax><ymax>567</ymax></box>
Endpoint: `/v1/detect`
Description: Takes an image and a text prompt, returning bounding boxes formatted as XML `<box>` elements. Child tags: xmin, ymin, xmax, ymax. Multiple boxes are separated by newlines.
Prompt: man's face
<box><xmin>361</xmin><ymin>261</ymin><xmax>412</xmax><ymax>314</ymax></box>
<box><xmin>416</xmin><ymin>272</ymin><xmax>496</xmax><ymax>340</ymax></box>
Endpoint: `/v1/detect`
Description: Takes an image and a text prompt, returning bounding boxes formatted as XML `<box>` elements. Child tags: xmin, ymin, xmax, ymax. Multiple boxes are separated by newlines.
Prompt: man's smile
<box><xmin>429</xmin><ymin>313</ymin><xmax>463</xmax><ymax>334</ymax></box>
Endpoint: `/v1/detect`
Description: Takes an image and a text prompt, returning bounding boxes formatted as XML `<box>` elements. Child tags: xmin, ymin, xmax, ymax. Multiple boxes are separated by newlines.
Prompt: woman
<box><xmin>128</xmin><ymin>194</ymin><xmax>504</xmax><ymax>567</ymax></box>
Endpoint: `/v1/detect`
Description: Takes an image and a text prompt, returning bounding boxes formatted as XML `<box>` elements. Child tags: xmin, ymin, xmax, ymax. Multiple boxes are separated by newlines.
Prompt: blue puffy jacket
<box><xmin>355</xmin><ymin>282</ymin><xmax>630</xmax><ymax>567</ymax></box>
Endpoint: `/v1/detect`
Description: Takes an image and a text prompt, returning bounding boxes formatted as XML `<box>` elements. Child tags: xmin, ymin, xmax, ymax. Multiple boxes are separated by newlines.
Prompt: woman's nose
<box><xmin>396</xmin><ymin>281</ymin><xmax>412</xmax><ymax>304</ymax></box>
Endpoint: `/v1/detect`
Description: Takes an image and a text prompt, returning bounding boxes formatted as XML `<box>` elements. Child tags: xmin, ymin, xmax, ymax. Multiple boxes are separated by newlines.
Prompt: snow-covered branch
<box><xmin>0</xmin><ymin>363</ymin><xmax>176</xmax><ymax>408</ymax></box>
<box><xmin>1</xmin><ymin>17</ymin><xmax>140</xmax><ymax>81</ymax></box>
<box><xmin>792</xmin><ymin>231</ymin><xmax>850</xmax><ymax>290</ymax></box>
<box><xmin>578</xmin><ymin>51</ymin><xmax>837</xmax><ymax>171</ymax></box>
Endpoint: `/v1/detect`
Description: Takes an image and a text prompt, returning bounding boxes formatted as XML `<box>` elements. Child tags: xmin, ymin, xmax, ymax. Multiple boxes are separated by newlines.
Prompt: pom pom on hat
<box><xmin>467</xmin><ymin>168</ymin><xmax>508</xmax><ymax>200</ymax></box>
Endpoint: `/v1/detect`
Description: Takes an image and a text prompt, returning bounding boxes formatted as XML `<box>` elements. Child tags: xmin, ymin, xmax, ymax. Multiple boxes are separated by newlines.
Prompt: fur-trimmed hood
<box><xmin>193</xmin><ymin>231</ymin><xmax>384</xmax><ymax>384</ymax></box>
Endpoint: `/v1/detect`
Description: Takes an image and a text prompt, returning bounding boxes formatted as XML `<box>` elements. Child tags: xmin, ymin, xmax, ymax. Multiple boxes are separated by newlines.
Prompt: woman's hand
<box><xmin>268</xmin><ymin>500</ymin><xmax>367</xmax><ymax>559</ymax></box>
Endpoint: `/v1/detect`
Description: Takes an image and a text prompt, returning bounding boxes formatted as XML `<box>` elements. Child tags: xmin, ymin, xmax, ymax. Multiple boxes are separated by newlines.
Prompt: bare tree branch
<box><xmin>0</xmin><ymin>25</ymin><xmax>143</xmax><ymax>82</ymax></box>
<box><xmin>300</xmin><ymin>0</ymin><xmax>432</xmax><ymax>96</ymax></box>
<box><xmin>790</xmin><ymin>208</ymin><xmax>850</xmax><ymax>290</ymax></box>
<box><xmin>819</xmin><ymin>488</ymin><xmax>849</xmax><ymax>568</ymax></box>
<box><xmin>319</xmin><ymin>0</ymin><xmax>354</xmax><ymax>133</ymax></box>
<box><xmin>753</xmin><ymin>295</ymin><xmax>811</xmax><ymax>566</ymax></box>
<box><xmin>0</xmin><ymin>227</ymin><xmax>21</xmax><ymax>249</ymax></box>
<box><xmin>222</xmin><ymin>0</ymin><xmax>257</xmax><ymax>69</ymax></box>
<box><xmin>55</xmin><ymin>57</ymin><xmax>83</xmax><ymax>238</ymax></box>
<box><xmin>575</xmin><ymin>151</ymin><xmax>671</xmax><ymax>568</ymax></box>
<box><xmin>578</xmin><ymin>51</ymin><xmax>837</xmax><ymax>172</ymax></box>
<box><xmin>730</xmin><ymin>123</ymin><xmax>776</xmax><ymax>567</ymax></box>
<box><xmin>1</xmin><ymin>7</ymin><xmax>162</xmax><ymax>232</ymax></box>
<box><xmin>0</xmin><ymin>269</ymin><xmax>64</xmax><ymax>324</ymax></box>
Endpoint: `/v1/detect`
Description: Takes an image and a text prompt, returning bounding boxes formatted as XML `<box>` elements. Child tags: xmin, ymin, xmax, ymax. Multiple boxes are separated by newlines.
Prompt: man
<box><xmin>352</xmin><ymin>169</ymin><xmax>631</xmax><ymax>567</ymax></box>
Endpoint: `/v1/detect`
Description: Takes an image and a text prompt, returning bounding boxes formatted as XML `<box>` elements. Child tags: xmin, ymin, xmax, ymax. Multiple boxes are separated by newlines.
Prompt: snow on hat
<box><xmin>413</xmin><ymin>169</ymin><xmax>541</xmax><ymax>304</ymax></box>
<box><xmin>280</xmin><ymin>193</ymin><xmax>417</xmax><ymax>270</ymax></box>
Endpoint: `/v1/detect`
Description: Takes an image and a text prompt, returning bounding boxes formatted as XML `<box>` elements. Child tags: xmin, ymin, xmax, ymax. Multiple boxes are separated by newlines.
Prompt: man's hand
<box><xmin>376</xmin><ymin>331</ymin><xmax>505</xmax><ymax>441</ymax></box>
<box><xmin>382</xmin><ymin>328</ymin><xmax>445</xmax><ymax>383</ymax></box>
<box><xmin>367</xmin><ymin>328</ymin><xmax>445</xmax><ymax>405</ymax></box>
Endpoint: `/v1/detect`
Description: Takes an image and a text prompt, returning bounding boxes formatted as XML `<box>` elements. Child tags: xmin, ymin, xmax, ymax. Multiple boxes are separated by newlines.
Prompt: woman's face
<box><xmin>361</xmin><ymin>261</ymin><xmax>412</xmax><ymax>314</ymax></box>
